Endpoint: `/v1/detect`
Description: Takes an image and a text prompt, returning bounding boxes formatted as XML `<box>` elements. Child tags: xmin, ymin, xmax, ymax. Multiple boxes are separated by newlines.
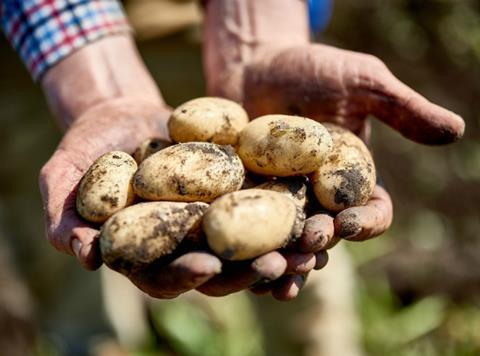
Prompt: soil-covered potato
<box><xmin>134</xmin><ymin>142</ymin><xmax>245</xmax><ymax>203</ymax></box>
<box><xmin>133</xmin><ymin>138</ymin><xmax>171</xmax><ymax>164</ymax></box>
<box><xmin>203</xmin><ymin>189</ymin><xmax>303</xmax><ymax>261</ymax></box>
<box><xmin>237</xmin><ymin>115</ymin><xmax>333</xmax><ymax>176</ymax></box>
<box><xmin>168</xmin><ymin>97</ymin><xmax>249</xmax><ymax>145</ymax></box>
<box><xmin>100</xmin><ymin>201</ymin><xmax>208</xmax><ymax>274</ymax></box>
<box><xmin>256</xmin><ymin>178</ymin><xmax>307</xmax><ymax>238</ymax></box>
<box><xmin>256</xmin><ymin>178</ymin><xmax>307</xmax><ymax>208</ymax></box>
<box><xmin>310</xmin><ymin>124</ymin><xmax>376</xmax><ymax>212</ymax></box>
<box><xmin>76</xmin><ymin>151</ymin><xmax>137</xmax><ymax>223</ymax></box>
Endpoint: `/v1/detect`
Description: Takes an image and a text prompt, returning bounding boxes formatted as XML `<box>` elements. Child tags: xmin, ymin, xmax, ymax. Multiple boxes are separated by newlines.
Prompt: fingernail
<box><xmin>298</xmin><ymin>274</ymin><xmax>308</xmax><ymax>284</ymax></box>
<box><xmin>314</xmin><ymin>251</ymin><xmax>329</xmax><ymax>270</ymax></box>
<box><xmin>207</xmin><ymin>259</ymin><xmax>222</xmax><ymax>274</ymax></box>
<box><xmin>72</xmin><ymin>239</ymin><xmax>82</xmax><ymax>258</ymax></box>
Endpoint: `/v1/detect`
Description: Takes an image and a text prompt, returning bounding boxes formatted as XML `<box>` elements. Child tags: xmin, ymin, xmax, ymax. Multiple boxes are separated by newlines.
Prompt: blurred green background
<box><xmin>0</xmin><ymin>0</ymin><xmax>479</xmax><ymax>355</ymax></box>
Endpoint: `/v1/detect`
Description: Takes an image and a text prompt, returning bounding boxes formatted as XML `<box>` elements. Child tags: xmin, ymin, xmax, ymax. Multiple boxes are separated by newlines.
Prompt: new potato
<box><xmin>76</xmin><ymin>151</ymin><xmax>137</xmax><ymax>223</ymax></box>
<box><xmin>256</xmin><ymin>178</ymin><xmax>307</xmax><ymax>208</ymax></box>
<box><xmin>100</xmin><ymin>201</ymin><xmax>208</xmax><ymax>274</ymax></box>
<box><xmin>310</xmin><ymin>124</ymin><xmax>376</xmax><ymax>212</ymax></box>
<box><xmin>134</xmin><ymin>142</ymin><xmax>245</xmax><ymax>202</ymax></box>
<box><xmin>133</xmin><ymin>138</ymin><xmax>171</xmax><ymax>164</ymax></box>
<box><xmin>203</xmin><ymin>189</ymin><xmax>302</xmax><ymax>261</ymax></box>
<box><xmin>168</xmin><ymin>97</ymin><xmax>249</xmax><ymax>145</ymax></box>
<box><xmin>237</xmin><ymin>115</ymin><xmax>333</xmax><ymax>176</ymax></box>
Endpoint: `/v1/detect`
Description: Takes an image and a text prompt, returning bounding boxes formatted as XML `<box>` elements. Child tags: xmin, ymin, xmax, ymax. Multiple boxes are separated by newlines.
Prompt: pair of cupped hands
<box><xmin>39</xmin><ymin>44</ymin><xmax>464</xmax><ymax>301</ymax></box>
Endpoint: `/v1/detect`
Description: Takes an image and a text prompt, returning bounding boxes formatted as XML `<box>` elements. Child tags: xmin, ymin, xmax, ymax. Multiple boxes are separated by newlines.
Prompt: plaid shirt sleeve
<box><xmin>0</xmin><ymin>0</ymin><xmax>131</xmax><ymax>81</ymax></box>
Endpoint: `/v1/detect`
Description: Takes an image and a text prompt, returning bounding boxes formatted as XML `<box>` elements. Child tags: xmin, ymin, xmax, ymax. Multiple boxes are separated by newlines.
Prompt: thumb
<box><xmin>354</xmin><ymin>61</ymin><xmax>465</xmax><ymax>145</ymax></box>
<box><xmin>40</xmin><ymin>149</ymin><xmax>102</xmax><ymax>270</ymax></box>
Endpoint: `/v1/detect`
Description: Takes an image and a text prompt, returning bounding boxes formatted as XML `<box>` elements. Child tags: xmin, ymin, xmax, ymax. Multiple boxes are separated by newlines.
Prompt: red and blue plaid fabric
<box><xmin>0</xmin><ymin>0</ymin><xmax>130</xmax><ymax>81</ymax></box>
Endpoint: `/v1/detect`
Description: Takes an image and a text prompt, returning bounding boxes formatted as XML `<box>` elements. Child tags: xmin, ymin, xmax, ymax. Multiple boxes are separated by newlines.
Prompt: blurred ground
<box><xmin>0</xmin><ymin>0</ymin><xmax>479</xmax><ymax>355</ymax></box>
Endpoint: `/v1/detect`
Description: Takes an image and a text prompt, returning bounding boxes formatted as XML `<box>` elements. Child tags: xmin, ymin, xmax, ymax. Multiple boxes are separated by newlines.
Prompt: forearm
<box><xmin>42</xmin><ymin>34</ymin><xmax>164</xmax><ymax>130</ymax></box>
<box><xmin>204</xmin><ymin>0</ymin><xmax>309</xmax><ymax>101</ymax></box>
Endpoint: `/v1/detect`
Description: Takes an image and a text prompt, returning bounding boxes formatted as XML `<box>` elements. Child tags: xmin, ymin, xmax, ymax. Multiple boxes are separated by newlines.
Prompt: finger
<box><xmin>334</xmin><ymin>185</ymin><xmax>393</xmax><ymax>241</ymax></box>
<box><xmin>71</xmin><ymin>228</ymin><xmax>102</xmax><ymax>270</ymax></box>
<box><xmin>283</xmin><ymin>251</ymin><xmax>316</xmax><ymax>275</ymax></box>
<box><xmin>197</xmin><ymin>251</ymin><xmax>287</xmax><ymax>297</ymax></box>
<box><xmin>271</xmin><ymin>274</ymin><xmax>308</xmax><ymax>301</ymax></box>
<box><xmin>298</xmin><ymin>213</ymin><xmax>335</xmax><ymax>253</ymax></box>
<box><xmin>356</xmin><ymin>60</ymin><xmax>465</xmax><ymax>145</ymax></box>
<box><xmin>129</xmin><ymin>252</ymin><xmax>221</xmax><ymax>299</ymax></box>
<box><xmin>314</xmin><ymin>250</ymin><xmax>329</xmax><ymax>270</ymax></box>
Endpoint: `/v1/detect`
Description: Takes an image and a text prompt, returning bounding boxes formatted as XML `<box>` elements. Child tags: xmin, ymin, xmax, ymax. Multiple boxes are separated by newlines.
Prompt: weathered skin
<box><xmin>310</xmin><ymin>124</ymin><xmax>376</xmax><ymax>212</ymax></box>
<box><xmin>76</xmin><ymin>151</ymin><xmax>137</xmax><ymax>223</ymax></box>
<box><xmin>168</xmin><ymin>97</ymin><xmax>249</xmax><ymax>145</ymax></box>
<box><xmin>134</xmin><ymin>142</ymin><xmax>245</xmax><ymax>202</ymax></box>
<box><xmin>237</xmin><ymin>115</ymin><xmax>333</xmax><ymax>176</ymax></box>
<box><xmin>204</xmin><ymin>0</ymin><xmax>464</xmax><ymax>299</ymax></box>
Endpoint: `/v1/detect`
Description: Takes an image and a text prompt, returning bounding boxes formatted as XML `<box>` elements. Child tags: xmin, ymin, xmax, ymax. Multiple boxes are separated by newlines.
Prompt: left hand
<box><xmin>206</xmin><ymin>44</ymin><xmax>464</xmax><ymax>300</ymax></box>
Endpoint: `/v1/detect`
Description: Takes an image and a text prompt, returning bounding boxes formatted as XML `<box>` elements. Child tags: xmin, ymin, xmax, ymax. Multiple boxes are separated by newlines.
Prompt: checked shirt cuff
<box><xmin>1</xmin><ymin>0</ymin><xmax>131</xmax><ymax>81</ymax></box>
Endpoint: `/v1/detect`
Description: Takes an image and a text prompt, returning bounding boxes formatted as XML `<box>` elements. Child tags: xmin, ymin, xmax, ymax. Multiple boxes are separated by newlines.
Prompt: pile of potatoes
<box><xmin>76</xmin><ymin>97</ymin><xmax>376</xmax><ymax>275</ymax></box>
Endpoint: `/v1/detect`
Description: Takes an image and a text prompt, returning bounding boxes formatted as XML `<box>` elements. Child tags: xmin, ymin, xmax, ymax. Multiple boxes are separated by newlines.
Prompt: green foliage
<box><xmin>148</xmin><ymin>293</ymin><xmax>265</xmax><ymax>356</ymax></box>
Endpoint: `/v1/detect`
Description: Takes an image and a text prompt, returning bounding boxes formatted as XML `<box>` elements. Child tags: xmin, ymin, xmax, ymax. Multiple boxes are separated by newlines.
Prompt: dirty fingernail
<box><xmin>314</xmin><ymin>251</ymin><xmax>329</xmax><ymax>270</ymax></box>
<box><xmin>336</xmin><ymin>220</ymin><xmax>362</xmax><ymax>240</ymax></box>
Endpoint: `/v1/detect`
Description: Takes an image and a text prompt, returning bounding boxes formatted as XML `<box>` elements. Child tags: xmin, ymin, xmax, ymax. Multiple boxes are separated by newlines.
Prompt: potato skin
<box><xmin>134</xmin><ymin>142</ymin><xmax>245</xmax><ymax>203</ymax></box>
<box><xmin>256</xmin><ymin>178</ymin><xmax>307</xmax><ymax>208</ymax></box>
<box><xmin>310</xmin><ymin>124</ymin><xmax>376</xmax><ymax>212</ymax></box>
<box><xmin>203</xmin><ymin>189</ymin><xmax>301</xmax><ymax>261</ymax></box>
<box><xmin>133</xmin><ymin>138</ymin><xmax>171</xmax><ymax>164</ymax></box>
<box><xmin>100</xmin><ymin>201</ymin><xmax>208</xmax><ymax>274</ymax></box>
<box><xmin>237</xmin><ymin>115</ymin><xmax>333</xmax><ymax>176</ymax></box>
<box><xmin>256</xmin><ymin>178</ymin><xmax>307</xmax><ymax>238</ymax></box>
<box><xmin>168</xmin><ymin>97</ymin><xmax>249</xmax><ymax>145</ymax></box>
<box><xmin>76</xmin><ymin>151</ymin><xmax>137</xmax><ymax>223</ymax></box>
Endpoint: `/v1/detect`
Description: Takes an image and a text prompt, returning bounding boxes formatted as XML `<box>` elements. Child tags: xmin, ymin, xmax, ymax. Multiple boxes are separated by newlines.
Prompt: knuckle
<box><xmin>39</xmin><ymin>159</ymin><xmax>54</xmax><ymax>188</ymax></box>
<box><xmin>364</xmin><ymin>54</ymin><xmax>387</xmax><ymax>69</ymax></box>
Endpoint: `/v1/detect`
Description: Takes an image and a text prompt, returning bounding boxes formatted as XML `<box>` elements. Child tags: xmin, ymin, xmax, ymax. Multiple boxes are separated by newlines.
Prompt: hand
<box><xmin>39</xmin><ymin>98</ymin><xmax>220</xmax><ymax>298</ymax></box>
<box><xmin>223</xmin><ymin>44</ymin><xmax>463</xmax><ymax>299</ymax></box>
<box><xmin>242</xmin><ymin>43</ymin><xmax>463</xmax><ymax>242</ymax></box>
<box><xmin>203</xmin><ymin>0</ymin><xmax>463</xmax><ymax>299</ymax></box>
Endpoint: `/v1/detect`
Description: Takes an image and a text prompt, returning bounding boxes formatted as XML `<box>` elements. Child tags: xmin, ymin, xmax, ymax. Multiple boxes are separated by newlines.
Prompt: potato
<box><xmin>100</xmin><ymin>201</ymin><xmax>208</xmax><ymax>274</ymax></box>
<box><xmin>256</xmin><ymin>178</ymin><xmax>307</xmax><ymax>238</ymax></box>
<box><xmin>310</xmin><ymin>124</ymin><xmax>376</xmax><ymax>212</ymax></box>
<box><xmin>134</xmin><ymin>142</ymin><xmax>245</xmax><ymax>203</ymax></box>
<box><xmin>133</xmin><ymin>138</ymin><xmax>171</xmax><ymax>164</ymax></box>
<box><xmin>76</xmin><ymin>151</ymin><xmax>137</xmax><ymax>223</ymax></box>
<box><xmin>168</xmin><ymin>97</ymin><xmax>249</xmax><ymax>145</ymax></box>
<box><xmin>203</xmin><ymin>189</ymin><xmax>303</xmax><ymax>261</ymax></box>
<box><xmin>237</xmin><ymin>115</ymin><xmax>333</xmax><ymax>176</ymax></box>
<box><xmin>256</xmin><ymin>178</ymin><xmax>307</xmax><ymax>208</ymax></box>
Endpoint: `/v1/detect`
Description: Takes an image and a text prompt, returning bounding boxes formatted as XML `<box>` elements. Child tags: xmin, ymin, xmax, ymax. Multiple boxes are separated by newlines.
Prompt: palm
<box><xmin>40</xmin><ymin>98</ymin><xmax>171</xmax><ymax>269</ymax></box>
<box><xmin>243</xmin><ymin>44</ymin><xmax>464</xmax><ymax>145</ymax></box>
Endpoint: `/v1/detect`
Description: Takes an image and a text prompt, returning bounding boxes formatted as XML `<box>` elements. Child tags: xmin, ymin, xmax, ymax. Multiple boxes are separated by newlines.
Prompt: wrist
<box><xmin>42</xmin><ymin>34</ymin><xmax>164</xmax><ymax>130</ymax></box>
<box><xmin>204</xmin><ymin>0</ymin><xmax>309</xmax><ymax>101</ymax></box>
